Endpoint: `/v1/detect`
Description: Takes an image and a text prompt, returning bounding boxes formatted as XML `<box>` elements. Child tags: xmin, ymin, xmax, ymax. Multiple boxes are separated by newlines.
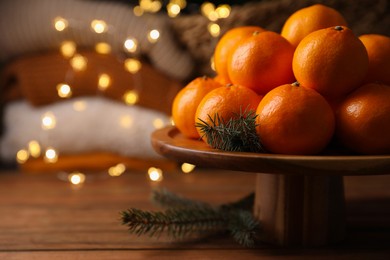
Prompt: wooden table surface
<box><xmin>0</xmin><ymin>168</ymin><xmax>389</xmax><ymax>259</ymax></box>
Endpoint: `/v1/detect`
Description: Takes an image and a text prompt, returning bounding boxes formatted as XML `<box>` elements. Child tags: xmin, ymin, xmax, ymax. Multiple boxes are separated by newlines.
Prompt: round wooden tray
<box><xmin>152</xmin><ymin>126</ymin><xmax>390</xmax><ymax>247</ymax></box>
<box><xmin>152</xmin><ymin>126</ymin><xmax>390</xmax><ymax>176</ymax></box>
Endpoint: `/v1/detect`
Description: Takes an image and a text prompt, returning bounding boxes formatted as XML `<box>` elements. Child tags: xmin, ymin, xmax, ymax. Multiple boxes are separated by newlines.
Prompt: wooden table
<box><xmin>0</xmin><ymin>169</ymin><xmax>389</xmax><ymax>259</ymax></box>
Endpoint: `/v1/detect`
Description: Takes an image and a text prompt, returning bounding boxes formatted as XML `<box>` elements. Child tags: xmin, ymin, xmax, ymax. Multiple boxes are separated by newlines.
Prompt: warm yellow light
<box><xmin>123</xmin><ymin>90</ymin><xmax>139</xmax><ymax>105</ymax></box>
<box><xmin>54</xmin><ymin>17</ymin><xmax>68</xmax><ymax>31</ymax></box>
<box><xmin>201</xmin><ymin>2</ymin><xmax>215</xmax><ymax>17</ymax></box>
<box><xmin>153</xmin><ymin>118</ymin><xmax>165</xmax><ymax>129</ymax></box>
<box><xmin>133</xmin><ymin>5</ymin><xmax>144</xmax><ymax>16</ymax></box>
<box><xmin>108</xmin><ymin>163</ymin><xmax>126</xmax><ymax>177</ymax></box>
<box><xmin>95</xmin><ymin>42</ymin><xmax>111</xmax><ymax>54</ymax></box>
<box><xmin>208</xmin><ymin>22</ymin><xmax>220</xmax><ymax>37</ymax></box>
<box><xmin>98</xmin><ymin>73</ymin><xmax>111</xmax><ymax>91</ymax></box>
<box><xmin>60</xmin><ymin>41</ymin><xmax>76</xmax><ymax>58</ymax></box>
<box><xmin>216</xmin><ymin>4</ymin><xmax>231</xmax><ymax>19</ymax></box>
<box><xmin>148</xmin><ymin>167</ymin><xmax>163</xmax><ymax>182</ymax></box>
<box><xmin>119</xmin><ymin>115</ymin><xmax>133</xmax><ymax>128</ymax></box>
<box><xmin>56</xmin><ymin>83</ymin><xmax>72</xmax><ymax>98</ymax></box>
<box><xmin>140</xmin><ymin>0</ymin><xmax>162</xmax><ymax>13</ymax></box>
<box><xmin>124</xmin><ymin>38</ymin><xmax>138</xmax><ymax>53</ymax></box>
<box><xmin>16</xmin><ymin>149</ymin><xmax>29</xmax><ymax>164</ymax></box>
<box><xmin>167</xmin><ymin>3</ymin><xmax>181</xmax><ymax>17</ymax></box>
<box><xmin>170</xmin><ymin>117</ymin><xmax>175</xmax><ymax>126</ymax></box>
<box><xmin>91</xmin><ymin>19</ymin><xmax>107</xmax><ymax>34</ymax></box>
<box><xmin>170</xmin><ymin>0</ymin><xmax>186</xmax><ymax>9</ymax></box>
<box><xmin>41</xmin><ymin>112</ymin><xmax>56</xmax><ymax>130</ymax></box>
<box><xmin>181</xmin><ymin>163</ymin><xmax>196</xmax><ymax>173</ymax></box>
<box><xmin>73</xmin><ymin>100</ymin><xmax>87</xmax><ymax>111</ymax></box>
<box><xmin>148</xmin><ymin>29</ymin><xmax>160</xmax><ymax>43</ymax></box>
<box><xmin>70</xmin><ymin>54</ymin><xmax>88</xmax><ymax>71</ymax></box>
<box><xmin>44</xmin><ymin>147</ymin><xmax>58</xmax><ymax>163</ymax></box>
<box><xmin>68</xmin><ymin>172</ymin><xmax>86</xmax><ymax>185</ymax></box>
<box><xmin>28</xmin><ymin>140</ymin><xmax>41</xmax><ymax>158</ymax></box>
<box><xmin>124</xmin><ymin>58</ymin><xmax>142</xmax><ymax>74</ymax></box>
<box><xmin>207</xmin><ymin>11</ymin><xmax>219</xmax><ymax>22</ymax></box>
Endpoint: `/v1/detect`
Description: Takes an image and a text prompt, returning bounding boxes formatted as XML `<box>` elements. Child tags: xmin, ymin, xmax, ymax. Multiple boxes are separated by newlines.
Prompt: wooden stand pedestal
<box><xmin>254</xmin><ymin>174</ymin><xmax>345</xmax><ymax>246</ymax></box>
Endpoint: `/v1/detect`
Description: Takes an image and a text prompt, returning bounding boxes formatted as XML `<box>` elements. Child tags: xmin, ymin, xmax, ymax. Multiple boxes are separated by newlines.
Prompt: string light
<box><xmin>124</xmin><ymin>58</ymin><xmax>142</xmax><ymax>74</ymax></box>
<box><xmin>91</xmin><ymin>19</ymin><xmax>107</xmax><ymax>34</ymax></box>
<box><xmin>167</xmin><ymin>3</ymin><xmax>181</xmax><ymax>17</ymax></box>
<box><xmin>216</xmin><ymin>4</ymin><xmax>231</xmax><ymax>18</ymax></box>
<box><xmin>208</xmin><ymin>22</ymin><xmax>220</xmax><ymax>37</ymax></box>
<box><xmin>16</xmin><ymin>149</ymin><xmax>29</xmax><ymax>164</ymax></box>
<box><xmin>28</xmin><ymin>140</ymin><xmax>41</xmax><ymax>158</ymax></box>
<box><xmin>210</xmin><ymin>56</ymin><xmax>216</xmax><ymax>71</ymax></box>
<box><xmin>57</xmin><ymin>83</ymin><xmax>72</xmax><ymax>98</ymax></box>
<box><xmin>41</xmin><ymin>112</ymin><xmax>56</xmax><ymax>130</ymax></box>
<box><xmin>60</xmin><ymin>41</ymin><xmax>76</xmax><ymax>58</ymax></box>
<box><xmin>124</xmin><ymin>37</ymin><xmax>138</xmax><ymax>53</ymax></box>
<box><xmin>148</xmin><ymin>167</ymin><xmax>163</xmax><ymax>182</ymax></box>
<box><xmin>68</xmin><ymin>172</ymin><xmax>86</xmax><ymax>185</ymax></box>
<box><xmin>108</xmin><ymin>163</ymin><xmax>126</xmax><ymax>176</ymax></box>
<box><xmin>95</xmin><ymin>42</ymin><xmax>112</xmax><ymax>54</ymax></box>
<box><xmin>123</xmin><ymin>90</ymin><xmax>139</xmax><ymax>105</ymax></box>
<box><xmin>70</xmin><ymin>54</ymin><xmax>88</xmax><ymax>71</ymax></box>
<box><xmin>181</xmin><ymin>163</ymin><xmax>196</xmax><ymax>173</ymax></box>
<box><xmin>133</xmin><ymin>6</ymin><xmax>144</xmax><ymax>16</ymax></box>
<box><xmin>73</xmin><ymin>100</ymin><xmax>87</xmax><ymax>111</ymax></box>
<box><xmin>54</xmin><ymin>17</ymin><xmax>68</xmax><ymax>31</ymax></box>
<box><xmin>153</xmin><ymin>118</ymin><xmax>165</xmax><ymax>129</ymax></box>
<box><xmin>44</xmin><ymin>147</ymin><xmax>58</xmax><ymax>163</ymax></box>
<box><xmin>119</xmin><ymin>115</ymin><xmax>134</xmax><ymax>128</ymax></box>
<box><xmin>147</xmin><ymin>29</ymin><xmax>160</xmax><ymax>43</ymax></box>
<box><xmin>98</xmin><ymin>73</ymin><xmax>111</xmax><ymax>91</ymax></box>
<box><xmin>139</xmin><ymin>0</ymin><xmax>162</xmax><ymax>13</ymax></box>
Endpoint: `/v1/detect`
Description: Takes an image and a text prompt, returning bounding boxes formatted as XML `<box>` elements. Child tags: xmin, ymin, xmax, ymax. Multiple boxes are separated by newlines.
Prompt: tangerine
<box><xmin>281</xmin><ymin>4</ymin><xmax>348</xmax><ymax>48</ymax></box>
<box><xmin>213</xmin><ymin>26</ymin><xmax>265</xmax><ymax>84</ymax></box>
<box><xmin>256</xmin><ymin>82</ymin><xmax>335</xmax><ymax>155</ymax></box>
<box><xmin>293</xmin><ymin>26</ymin><xmax>368</xmax><ymax>105</ymax></box>
<box><xmin>195</xmin><ymin>84</ymin><xmax>262</xmax><ymax>141</ymax></box>
<box><xmin>172</xmin><ymin>76</ymin><xmax>222</xmax><ymax>138</ymax></box>
<box><xmin>228</xmin><ymin>31</ymin><xmax>295</xmax><ymax>95</ymax></box>
<box><xmin>359</xmin><ymin>34</ymin><xmax>390</xmax><ymax>85</ymax></box>
<box><xmin>336</xmin><ymin>82</ymin><xmax>390</xmax><ymax>155</ymax></box>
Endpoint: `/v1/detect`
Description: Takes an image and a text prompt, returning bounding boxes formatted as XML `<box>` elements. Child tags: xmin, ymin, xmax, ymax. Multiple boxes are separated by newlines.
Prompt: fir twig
<box><xmin>195</xmin><ymin>109</ymin><xmax>265</xmax><ymax>153</ymax></box>
<box><xmin>121</xmin><ymin>207</ymin><xmax>227</xmax><ymax>239</ymax></box>
<box><xmin>122</xmin><ymin>190</ymin><xmax>261</xmax><ymax>247</ymax></box>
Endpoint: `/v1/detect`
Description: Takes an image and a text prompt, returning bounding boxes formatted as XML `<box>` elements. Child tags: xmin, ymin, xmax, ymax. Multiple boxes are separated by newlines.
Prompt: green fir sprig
<box><xmin>121</xmin><ymin>189</ymin><xmax>261</xmax><ymax>247</ymax></box>
<box><xmin>195</xmin><ymin>109</ymin><xmax>265</xmax><ymax>153</ymax></box>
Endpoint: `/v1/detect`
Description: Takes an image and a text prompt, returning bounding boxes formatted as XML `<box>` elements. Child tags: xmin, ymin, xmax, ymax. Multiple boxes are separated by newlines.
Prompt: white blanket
<box><xmin>0</xmin><ymin>97</ymin><xmax>171</xmax><ymax>161</ymax></box>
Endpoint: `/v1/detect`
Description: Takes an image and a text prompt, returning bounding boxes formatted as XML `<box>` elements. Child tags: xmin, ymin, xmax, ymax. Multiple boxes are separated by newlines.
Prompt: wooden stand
<box><xmin>151</xmin><ymin>127</ymin><xmax>390</xmax><ymax>247</ymax></box>
<box><xmin>254</xmin><ymin>174</ymin><xmax>345</xmax><ymax>246</ymax></box>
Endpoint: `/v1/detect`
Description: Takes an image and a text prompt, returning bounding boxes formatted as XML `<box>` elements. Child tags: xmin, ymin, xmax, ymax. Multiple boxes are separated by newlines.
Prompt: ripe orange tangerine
<box><xmin>359</xmin><ymin>34</ymin><xmax>390</xmax><ymax>85</ymax></box>
<box><xmin>214</xmin><ymin>26</ymin><xmax>265</xmax><ymax>84</ymax></box>
<box><xmin>293</xmin><ymin>26</ymin><xmax>368</xmax><ymax>105</ymax></box>
<box><xmin>172</xmin><ymin>76</ymin><xmax>222</xmax><ymax>138</ymax></box>
<box><xmin>256</xmin><ymin>82</ymin><xmax>335</xmax><ymax>155</ymax></box>
<box><xmin>228</xmin><ymin>31</ymin><xmax>295</xmax><ymax>95</ymax></box>
<box><xmin>195</xmin><ymin>84</ymin><xmax>262</xmax><ymax>142</ymax></box>
<box><xmin>336</xmin><ymin>82</ymin><xmax>390</xmax><ymax>155</ymax></box>
<box><xmin>281</xmin><ymin>4</ymin><xmax>348</xmax><ymax>48</ymax></box>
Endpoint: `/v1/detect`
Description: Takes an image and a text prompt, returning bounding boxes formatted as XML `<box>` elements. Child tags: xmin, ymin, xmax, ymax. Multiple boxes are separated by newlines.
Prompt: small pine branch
<box><xmin>195</xmin><ymin>109</ymin><xmax>265</xmax><ymax>153</ymax></box>
<box><xmin>121</xmin><ymin>207</ymin><xmax>228</xmax><ymax>239</ymax></box>
<box><xmin>122</xmin><ymin>190</ymin><xmax>261</xmax><ymax>247</ymax></box>
<box><xmin>228</xmin><ymin>210</ymin><xmax>261</xmax><ymax>248</ymax></box>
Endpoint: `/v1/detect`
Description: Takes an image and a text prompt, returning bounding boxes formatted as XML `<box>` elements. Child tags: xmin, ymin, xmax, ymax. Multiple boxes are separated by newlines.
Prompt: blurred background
<box><xmin>0</xmin><ymin>0</ymin><xmax>388</xmax><ymax>183</ymax></box>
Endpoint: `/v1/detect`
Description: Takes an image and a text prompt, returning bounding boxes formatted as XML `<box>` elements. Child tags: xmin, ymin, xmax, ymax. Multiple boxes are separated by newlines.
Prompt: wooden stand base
<box><xmin>253</xmin><ymin>174</ymin><xmax>346</xmax><ymax>247</ymax></box>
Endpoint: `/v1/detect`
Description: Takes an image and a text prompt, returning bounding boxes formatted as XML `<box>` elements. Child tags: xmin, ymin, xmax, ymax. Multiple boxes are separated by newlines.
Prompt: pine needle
<box><xmin>195</xmin><ymin>109</ymin><xmax>265</xmax><ymax>153</ymax></box>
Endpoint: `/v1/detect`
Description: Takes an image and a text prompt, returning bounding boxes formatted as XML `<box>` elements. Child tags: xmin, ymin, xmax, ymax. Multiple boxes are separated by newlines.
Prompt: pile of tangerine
<box><xmin>172</xmin><ymin>4</ymin><xmax>390</xmax><ymax>155</ymax></box>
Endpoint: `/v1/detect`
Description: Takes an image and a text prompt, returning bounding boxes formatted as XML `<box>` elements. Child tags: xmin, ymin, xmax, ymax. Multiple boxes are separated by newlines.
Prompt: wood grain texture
<box><xmin>0</xmin><ymin>170</ymin><xmax>390</xmax><ymax>259</ymax></box>
<box><xmin>151</xmin><ymin>127</ymin><xmax>390</xmax><ymax>176</ymax></box>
